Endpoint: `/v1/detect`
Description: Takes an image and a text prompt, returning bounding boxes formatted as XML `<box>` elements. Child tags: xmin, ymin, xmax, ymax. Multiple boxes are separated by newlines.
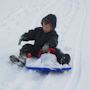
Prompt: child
<box><xmin>14</xmin><ymin>14</ymin><xmax>71</xmax><ymax>66</ymax></box>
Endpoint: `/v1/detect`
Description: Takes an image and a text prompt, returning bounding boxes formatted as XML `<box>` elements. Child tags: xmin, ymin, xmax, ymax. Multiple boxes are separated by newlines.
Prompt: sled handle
<box><xmin>26</xmin><ymin>53</ymin><xmax>32</xmax><ymax>58</ymax></box>
<box><xmin>38</xmin><ymin>48</ymin><xmax>56</xmax><ymax>58</ymax></box>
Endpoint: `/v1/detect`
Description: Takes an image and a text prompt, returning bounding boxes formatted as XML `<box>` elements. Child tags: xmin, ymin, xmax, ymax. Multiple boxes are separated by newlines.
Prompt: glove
<box><xmin>18</xmin><ymin>35</ymin><xmax>26</xmax><ymax>45</ymax></box>
<box><xmin>18</xmin><ymin>38</ymin><xmax>23</xmax><ymax>45</ymax></box>
<box><xmin>42</xmin><ymin>44</ymin><xmax>49</xmax><ymax>53</ymax></box>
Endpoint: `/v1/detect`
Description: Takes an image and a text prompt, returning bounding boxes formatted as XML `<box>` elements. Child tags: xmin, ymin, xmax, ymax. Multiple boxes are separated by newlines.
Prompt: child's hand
<box><xmin>18</xmin><ymin>38</ymin><xmax>22</xmax><ymax>45</ymax></box>
<box><xmin>42</xmin><ymin>44</ymin><xmax>49</xmax><ymax>53</ymax></box>
<box><xmin>18</xmin><ymin>35</ymin><xmax>24</xmax><ymax>45</ymax></box>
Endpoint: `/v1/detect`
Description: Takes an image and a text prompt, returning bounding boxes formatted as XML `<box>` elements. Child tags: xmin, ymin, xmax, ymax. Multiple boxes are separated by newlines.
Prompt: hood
<box><xmin>41</xmin><ymin>14</ymin><xmax>57</xmax><ymax>29</ymax></box>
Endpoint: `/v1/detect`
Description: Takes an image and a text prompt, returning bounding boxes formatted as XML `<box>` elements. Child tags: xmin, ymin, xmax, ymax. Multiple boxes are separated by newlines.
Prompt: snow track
<box><xmin>0</xmin><ymin>0</ymin><xmax>88</xmax><ymax>90</ymax></box>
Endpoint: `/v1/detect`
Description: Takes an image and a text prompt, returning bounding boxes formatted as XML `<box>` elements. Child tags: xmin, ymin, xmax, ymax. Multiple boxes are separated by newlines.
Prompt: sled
<box><xmin>25</xmin><ymin>66</ymin><xmax>72</xmax><ymax>73</ymax></box>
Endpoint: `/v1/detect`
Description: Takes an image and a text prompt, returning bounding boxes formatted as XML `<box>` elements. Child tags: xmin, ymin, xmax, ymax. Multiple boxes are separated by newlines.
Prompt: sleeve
<box><xmin>46</xmin><ymin>32</ymin><xmax>58</xmax><ymax>48</ymax></box>
<box><xmin>21</xmin><ymin>28</ymin><xmax>38</xmax><ymax>41</ymax></box>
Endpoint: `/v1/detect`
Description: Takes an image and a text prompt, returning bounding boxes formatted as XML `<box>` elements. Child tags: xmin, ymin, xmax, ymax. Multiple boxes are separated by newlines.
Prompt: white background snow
<box><xmin>0</xmin><ymin>0</ymin><xmax>90</xmax><ymax>90</ymax></box>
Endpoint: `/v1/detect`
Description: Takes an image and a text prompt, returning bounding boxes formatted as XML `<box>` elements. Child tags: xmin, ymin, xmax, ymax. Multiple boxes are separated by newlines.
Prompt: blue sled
<box><xmin>25</xmin><ymin>66</ymin><xmax>72</xmax><ymax>73</ymax></box>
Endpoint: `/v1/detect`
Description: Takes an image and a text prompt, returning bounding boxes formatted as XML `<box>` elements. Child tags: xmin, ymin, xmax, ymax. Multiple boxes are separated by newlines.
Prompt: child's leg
<box><xmin>54</xmin><ymin>48</ymin><xmax>71</xmax><ymax>65</ymax></box>
<box><xmin>20</xmin><ymin>44</ymin><xmax>34</xmax><ymax>56</ymax></box>
<box><xmin>54</xmin><ymin>48</ymin><xmax>64</xmax><ymax>62</ymax></box>
<box><xmin>20</xmin><ymin>44</ymin><xmax>41</xmax><ymax>58</ymax></box>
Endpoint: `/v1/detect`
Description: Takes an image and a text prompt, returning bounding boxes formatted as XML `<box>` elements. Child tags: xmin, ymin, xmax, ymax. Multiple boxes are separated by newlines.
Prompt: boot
<box><xmin>60</xmin><ymin>54</ymin><xmax>71</xmax><ymax>65</ymax></box>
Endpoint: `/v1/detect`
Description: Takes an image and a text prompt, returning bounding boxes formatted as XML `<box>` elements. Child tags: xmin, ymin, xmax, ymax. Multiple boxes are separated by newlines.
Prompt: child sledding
<box><xmin>10</xmin><ymin>14</ymin><xmax>71</xmax><ymax>72</ymax></box>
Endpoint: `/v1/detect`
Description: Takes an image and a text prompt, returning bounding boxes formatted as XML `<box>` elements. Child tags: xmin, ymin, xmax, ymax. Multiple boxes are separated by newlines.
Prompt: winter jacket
<box><xmin>22</xmin><ymin>27</ymin><xmax>58</xmax><ymax>48</ymax></box>
<box><xmin>21</xmin><ymin>14</ymin><xmax>58</xmax><ymax>49</ymax></box>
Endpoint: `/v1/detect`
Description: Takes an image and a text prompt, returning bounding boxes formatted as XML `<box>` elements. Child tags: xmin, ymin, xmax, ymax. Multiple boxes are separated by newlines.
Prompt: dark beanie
<box><xmin>41</xmin><ymin>14</ymin><xmax>57</xmax><ymax>29</ymax></box>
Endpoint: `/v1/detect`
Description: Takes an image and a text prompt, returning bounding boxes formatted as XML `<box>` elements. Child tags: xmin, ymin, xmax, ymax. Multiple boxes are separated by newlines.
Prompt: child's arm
<box><xmin>21</xmin><ymin>29</ymin><xmax>37</xmax><ymax>41</ymax></box>
<box><xmin>47</xmin><ymin>34</ymin><xmax>58</xmax><ymax>48</ymax></box>
<box><xmin>18</xmin><ymin>28</ymin><xmax>39</xmax><ymax>45</ymax></box>
<box><xmin>21</xmin><ymin>27</ymin><xmax>40</xmax><ymax>41</ymax></box>
<box><xmin>41</xmin><ymin>34</ymin><xmax>58</xmax><ymax>53</ymax></box>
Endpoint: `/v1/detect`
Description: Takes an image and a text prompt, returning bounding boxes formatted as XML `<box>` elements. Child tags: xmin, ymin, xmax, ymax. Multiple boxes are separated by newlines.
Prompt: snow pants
<box><xmin>20</xmin><ymin>44</ymin><xmax>68</xmax><ymax>64</ymax></box>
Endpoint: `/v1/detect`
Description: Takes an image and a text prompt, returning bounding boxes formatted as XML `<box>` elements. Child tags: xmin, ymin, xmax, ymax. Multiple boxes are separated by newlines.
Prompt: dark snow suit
<box><xmin>20</xmin><ymin>14</ymin><xmax>69</xmax><ymax>64</ymax></box>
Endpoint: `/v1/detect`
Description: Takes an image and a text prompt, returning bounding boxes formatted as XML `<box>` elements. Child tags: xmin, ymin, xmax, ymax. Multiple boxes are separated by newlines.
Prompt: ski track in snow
<box><xmin>0</xmin><ymin>0</ymin><xmax>87</xmax><ymax>90</ymax></box>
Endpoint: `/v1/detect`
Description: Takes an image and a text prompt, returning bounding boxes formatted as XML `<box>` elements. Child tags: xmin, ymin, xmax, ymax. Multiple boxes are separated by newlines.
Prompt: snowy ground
<box><xmin>0</xmin><ymin>0</ymin><xmax>90</xmax><ymax>90</ymax></box>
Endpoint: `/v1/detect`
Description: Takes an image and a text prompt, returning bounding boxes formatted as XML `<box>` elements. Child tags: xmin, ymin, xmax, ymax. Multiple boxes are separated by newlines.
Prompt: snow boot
<box><xmin>60</xmin><ymin>54</ymin><xmax>71</xmax><ymax>65</ymax></box>
<box><xmin>10</xmin><ymin>55</ymin><xmax>20</xmax><ymax>63</ymax></box>
<box><xmin>9</xmin><ymin>55</ymin><xmax>26</xmax><ymax>67</ymax></box>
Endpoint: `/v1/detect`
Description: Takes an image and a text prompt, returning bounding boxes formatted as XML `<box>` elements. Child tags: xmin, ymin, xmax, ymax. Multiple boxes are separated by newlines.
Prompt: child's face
<box><xmin>42</xmin><ymin>22</ymin><xmax>52</xmax><ymax>33</ymax></box>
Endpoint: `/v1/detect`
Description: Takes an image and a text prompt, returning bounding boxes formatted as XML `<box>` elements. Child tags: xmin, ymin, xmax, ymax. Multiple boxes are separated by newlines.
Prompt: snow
<box><xmin>0</xmin><ymin>0</ymin><xmax>90</xmax><ymax>90</ymax></box>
